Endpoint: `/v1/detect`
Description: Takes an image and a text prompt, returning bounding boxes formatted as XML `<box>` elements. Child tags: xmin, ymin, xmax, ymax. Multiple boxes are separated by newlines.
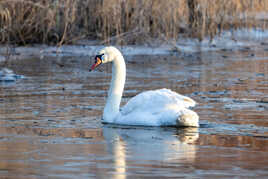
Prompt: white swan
<box><xmin>90</xmin><ymin>46</ymin><xmax>199</xmax><ymax>127</ymax></box>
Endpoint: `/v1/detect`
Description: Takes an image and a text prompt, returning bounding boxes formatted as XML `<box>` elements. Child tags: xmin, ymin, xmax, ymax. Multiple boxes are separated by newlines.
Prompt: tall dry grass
<box><xmin>0</xmin><ymin>0</ymin><xmax>267</xmax><ymax>45</ymax></box>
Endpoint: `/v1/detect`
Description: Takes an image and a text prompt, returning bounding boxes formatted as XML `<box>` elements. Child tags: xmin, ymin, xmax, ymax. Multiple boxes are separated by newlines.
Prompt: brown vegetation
<box><xmin>0</xmin><ymin>0</ymin><xmax>267</xmax><ymax>45</ymax></box>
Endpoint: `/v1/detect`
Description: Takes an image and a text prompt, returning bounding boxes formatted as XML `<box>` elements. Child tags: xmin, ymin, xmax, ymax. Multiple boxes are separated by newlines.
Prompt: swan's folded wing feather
<box><xmin>121</xmin><ymin>88</ymin><xmax>196</xmax><ymax>115</ymax></box>
<box><xmin>161</xmin><ymin>88</ymin><xmax>196</xmax><ymax>108</ymax></box>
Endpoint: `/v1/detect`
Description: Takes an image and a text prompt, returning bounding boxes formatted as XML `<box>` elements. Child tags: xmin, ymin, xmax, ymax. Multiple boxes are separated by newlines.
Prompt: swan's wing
<box><xmin>163</xmin><ymin>88</ymin><xmax>196</xmax><ymax>108</ymax></box>
<box><xmin>121</xmin><ymin>88</ymin><xmax>196</xmax><ymax>116</ymax></box>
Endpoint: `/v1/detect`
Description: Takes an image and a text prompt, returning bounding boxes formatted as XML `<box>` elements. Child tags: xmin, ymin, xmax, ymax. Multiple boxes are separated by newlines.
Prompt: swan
<box><xmin>90</xmin><ymin>46</ymin><xmax>199</xmax><ymax>127</ymax></box>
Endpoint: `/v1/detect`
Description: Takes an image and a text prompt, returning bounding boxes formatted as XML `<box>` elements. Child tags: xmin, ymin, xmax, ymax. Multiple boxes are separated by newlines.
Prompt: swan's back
<box><xmin>121</xmin><ymin>88</ymin><xmax>195</xmax><ymax>115</ymax></box>
<box><xmin>118</xmin><ymin>88</ymin><xmax>198</xmax><ymax>127</ymax></box>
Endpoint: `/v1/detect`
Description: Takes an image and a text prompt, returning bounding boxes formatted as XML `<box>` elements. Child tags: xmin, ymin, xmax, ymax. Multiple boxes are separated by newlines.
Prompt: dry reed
<box><xmin>0</xmin><ymin>0</ymin><xmax>267</xmax><ymax>45</ymax></box>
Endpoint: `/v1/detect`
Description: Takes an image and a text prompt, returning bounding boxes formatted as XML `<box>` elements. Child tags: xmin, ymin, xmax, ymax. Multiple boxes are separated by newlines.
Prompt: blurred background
<box><xmin>0</xmin><ymin>0</ymin><xmax>267</xmax><ymax>45</ymax></box>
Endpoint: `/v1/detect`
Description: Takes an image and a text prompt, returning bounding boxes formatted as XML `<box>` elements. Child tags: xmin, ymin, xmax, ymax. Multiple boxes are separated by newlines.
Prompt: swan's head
<box><xmin>90</xmin><ymin>46</ymin><xmax>120</xmax><ymax>71</ymax></box>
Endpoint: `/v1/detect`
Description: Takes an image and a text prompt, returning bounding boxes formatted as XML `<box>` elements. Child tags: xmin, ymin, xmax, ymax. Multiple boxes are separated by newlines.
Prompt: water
<box><xmin>0</xmin><ymin>47</ymin><xmax>268</xmax><ymax>178</ymax></box>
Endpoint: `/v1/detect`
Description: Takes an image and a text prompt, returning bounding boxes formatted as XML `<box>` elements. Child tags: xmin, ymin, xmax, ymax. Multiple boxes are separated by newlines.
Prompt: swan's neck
<box><xmin>103</xmin><ymin>53</ymin><xmax>126</xmax><ymax>123</ymax></box>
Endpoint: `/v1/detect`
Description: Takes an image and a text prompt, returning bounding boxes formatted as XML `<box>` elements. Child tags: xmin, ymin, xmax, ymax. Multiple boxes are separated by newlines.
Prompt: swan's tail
<box><xmin>177</xmin><ymin>109</ymin><xmax>199</xmax><ymax>127</ymax></box>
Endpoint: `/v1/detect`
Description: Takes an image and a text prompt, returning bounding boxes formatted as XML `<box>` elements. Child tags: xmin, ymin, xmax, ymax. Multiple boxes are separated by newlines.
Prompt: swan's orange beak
<box><xmin>90</xmin><ymin>56</ymin><xmax>102</xmax><ymax>71</ymax></box>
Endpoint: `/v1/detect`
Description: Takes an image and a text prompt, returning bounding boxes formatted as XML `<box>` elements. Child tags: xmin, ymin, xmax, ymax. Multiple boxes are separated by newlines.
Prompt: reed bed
<box><xmin>0</xmin><ymin>0</ymin><xmax>267</xmax><ymax>45</ymax></box>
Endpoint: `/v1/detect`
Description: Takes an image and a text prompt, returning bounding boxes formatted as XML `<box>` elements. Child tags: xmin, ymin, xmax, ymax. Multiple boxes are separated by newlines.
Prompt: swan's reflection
<box><xmin>102</xmin><ymin>126</ymin><xmax>199</xmax><ymax>179</ymax></box>
<box><xmin>0</xmin><ymin>124</ymin><xmax>198</xmax><ymax>178</ymax></box>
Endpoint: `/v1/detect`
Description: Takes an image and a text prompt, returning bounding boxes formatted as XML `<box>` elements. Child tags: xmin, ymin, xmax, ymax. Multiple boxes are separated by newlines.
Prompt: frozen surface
<box><xmin>0</xmin><ymin>68</ymin><xmax>24</xmax><ymax>82</ymax></box>
<box><xmin>0</xmin><ymin>43</ymin><xmax>268</xmax><ymax>178</ymax></box>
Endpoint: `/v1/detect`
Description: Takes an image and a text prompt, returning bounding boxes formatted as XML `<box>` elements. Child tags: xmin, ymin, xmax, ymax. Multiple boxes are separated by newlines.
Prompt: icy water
<box><xmin>0</xmin><ymin>48</ymin><xmax>268</xmax><ymax>178</ymax></box>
